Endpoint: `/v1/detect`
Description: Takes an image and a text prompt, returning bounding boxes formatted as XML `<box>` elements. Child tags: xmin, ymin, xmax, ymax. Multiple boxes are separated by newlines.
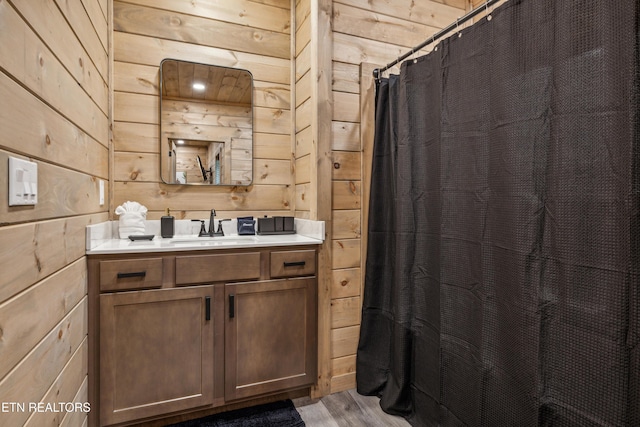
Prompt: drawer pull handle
<box><xmin>117</xmin><ymin>271</ymin><xmax>146</xmax><ymax>279</ymax></box>
<box><xmin>284</xmin><ymin>261</ymin><xmax>306</xmax><ymax>268</ymax></box>
<box><xmin>205</xmin><ymin>296</ymin><xmax>211</xmax><ymax>321</ymax></box>
<box><xmin>229</xmin><ymin>294</ymin><xmax>235</xmax><ymax>319</ymax></box>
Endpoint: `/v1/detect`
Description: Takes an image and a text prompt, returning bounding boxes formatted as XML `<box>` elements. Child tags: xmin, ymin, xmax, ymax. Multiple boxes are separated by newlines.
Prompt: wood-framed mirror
<box><xmin>160</xmin><ymin>59</ymin><xmax>253</xmax><ymax>185</ymax></box>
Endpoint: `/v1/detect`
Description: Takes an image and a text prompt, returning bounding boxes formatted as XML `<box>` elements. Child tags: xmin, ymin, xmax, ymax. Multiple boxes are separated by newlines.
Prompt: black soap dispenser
<box><xmin>161</xmin><ymin>208</ymin><xmax>174</xmax><ymax>238</ymax></box>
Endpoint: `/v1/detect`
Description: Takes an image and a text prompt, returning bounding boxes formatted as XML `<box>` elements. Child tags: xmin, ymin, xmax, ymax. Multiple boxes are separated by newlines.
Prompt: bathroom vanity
<box><xmin>86</xmin><ymin>221</ymin><xmax>323</xmax><ymax>426</ymax></box>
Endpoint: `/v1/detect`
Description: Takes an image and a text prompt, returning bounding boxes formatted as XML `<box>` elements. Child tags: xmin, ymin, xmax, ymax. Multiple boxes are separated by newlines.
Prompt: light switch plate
<box><xmin>9</xmin><ymin>157</ymin><xmax>38</xmax><ymax>206</ymax></box>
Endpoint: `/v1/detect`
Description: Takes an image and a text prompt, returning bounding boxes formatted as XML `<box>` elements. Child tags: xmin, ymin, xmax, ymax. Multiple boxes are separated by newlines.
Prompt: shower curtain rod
<box><xmin>373</xmin><ymin>0</ymin><xmax>502</xmax><ymax>80</ymax></box>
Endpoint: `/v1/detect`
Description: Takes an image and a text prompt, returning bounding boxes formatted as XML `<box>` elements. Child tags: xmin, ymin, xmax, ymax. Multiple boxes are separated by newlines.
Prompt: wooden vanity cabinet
<box><xmin>88</xmin><ymin>245</ymin><xmax>318</xmax><ymax>427</ymax></box>
<box><xmin>225</xmin><ymin>277</ymin><xmax>317</xmax><ymax>400</ymax></box>
<box><xmin>99</xmin><ymin>286</ymin><xmax>215</xmax><ymax>426</ymax></box>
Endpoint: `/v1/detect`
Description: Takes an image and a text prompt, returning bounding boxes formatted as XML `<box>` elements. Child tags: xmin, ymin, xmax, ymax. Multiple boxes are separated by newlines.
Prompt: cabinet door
<box><xmin>100</xmin><ymin>286</ymin><xmax>215</xmax><ymax>426</ymax></box>
<box><xmin>225</xmin><ymin>277</ymin><xmax>317</xmax><ymax>401</ymax></box>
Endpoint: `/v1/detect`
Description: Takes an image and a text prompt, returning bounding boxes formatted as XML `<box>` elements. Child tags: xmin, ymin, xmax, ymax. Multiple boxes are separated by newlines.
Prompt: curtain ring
<box><xmin>485</xmin><ymin>1</ymin><xmax>492</xmax><ymax>21</ymax></box>
<box><xmin>456</xmin><ymin>17</ymin><xmax>462</xmax><ymax>38</ymax></box>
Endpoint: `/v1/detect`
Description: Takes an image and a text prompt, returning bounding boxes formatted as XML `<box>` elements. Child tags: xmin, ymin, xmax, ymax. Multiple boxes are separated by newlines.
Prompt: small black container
<box><xmin>161</xmin><ymin>208</ymin><xmax>174</xmax><ymax>238</ymax></box>
<box><xmin>257</xmin><ymin>216</ymin><xmax>295</xmax><ymax>235</ymax></box>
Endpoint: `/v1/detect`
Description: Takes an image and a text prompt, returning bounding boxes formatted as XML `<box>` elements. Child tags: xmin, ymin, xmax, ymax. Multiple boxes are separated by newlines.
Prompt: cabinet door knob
<box><xmin>229</xmin><ymin>294</ymin><xmax>235</xmax><ymax>319</ymax></box>
<box><xmin>117</xmin><ymin>271</ymin><xmax>146</xmax><ymax>279</ymax></box>
<box><xmin>205</xmin><ymin>296</ymin><xmax>211</xmax><ymax>321</ymax></box>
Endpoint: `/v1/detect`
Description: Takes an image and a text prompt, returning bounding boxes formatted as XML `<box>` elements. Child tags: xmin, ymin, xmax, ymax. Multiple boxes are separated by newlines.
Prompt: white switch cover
<box><xmin>99</xmin><ymin>179</ymin><xmax>105</xmax><ymax>206</ymax></box>
<box><xmin>9</xmin><ymin>157</ymin><xmax>38</xmax><ymax>206</ymax></box>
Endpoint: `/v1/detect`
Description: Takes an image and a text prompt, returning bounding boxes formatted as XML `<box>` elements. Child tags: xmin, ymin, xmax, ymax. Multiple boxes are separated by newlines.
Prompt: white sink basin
<box><xmin>168</xmin><ymin>235</ymin><xmax>257</xmax><ymax>244</ymax></box>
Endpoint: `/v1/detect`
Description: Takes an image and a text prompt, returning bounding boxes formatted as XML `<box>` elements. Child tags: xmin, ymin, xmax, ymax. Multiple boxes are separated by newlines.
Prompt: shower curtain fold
<box><xmin>356</xmin><ymin>1</ymin><xmax>640</xmax><ymax>426</ymax></box>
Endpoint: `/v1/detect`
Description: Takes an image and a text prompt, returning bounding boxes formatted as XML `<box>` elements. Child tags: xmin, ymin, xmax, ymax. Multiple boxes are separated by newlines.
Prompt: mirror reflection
<box><xmin>160</xmin><ymin>59</ymin><xmax>253</xmax><ymax>185</ymax></box>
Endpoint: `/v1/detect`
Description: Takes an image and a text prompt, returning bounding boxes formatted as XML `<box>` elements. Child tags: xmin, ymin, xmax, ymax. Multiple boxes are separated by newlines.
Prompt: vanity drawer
<box><xmin>176</xmin><ymin>252</ymin><xmax>261</xmax><ymax>285</ymax></box>
<box><xmin>99</xmin><ymin>258</ymin><xmax>163</xmax><ymax>292</ymax></box>
<box><xmin>270</xmin><ymin>250</ymin><xmax>316</xmax><ymax>278</ymax></box>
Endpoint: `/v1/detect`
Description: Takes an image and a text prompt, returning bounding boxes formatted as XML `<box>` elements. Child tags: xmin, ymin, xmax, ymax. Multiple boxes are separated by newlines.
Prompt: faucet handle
<box><xmin>217</xmin><ymin>219</ymin><xmax>231</xmax><ymax>236</ymax></box>
<box><xmin>191</xmin><ymin>219</ymin><xmax>208</xmax><ymax>237</ymax></box>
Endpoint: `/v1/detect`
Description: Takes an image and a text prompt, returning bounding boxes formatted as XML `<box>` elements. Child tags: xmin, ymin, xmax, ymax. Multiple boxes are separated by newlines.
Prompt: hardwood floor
<box><xmin>293</xmin><ymin>389</ymin><xmax>411</xmax><ymax>427</ymax></box>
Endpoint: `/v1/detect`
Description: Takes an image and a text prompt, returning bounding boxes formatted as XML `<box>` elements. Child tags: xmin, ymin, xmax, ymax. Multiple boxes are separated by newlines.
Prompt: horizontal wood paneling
<box><xmin>331</xmin><ymin>268</ymin><xmax>361</xmax><ymax>299</ymax></box>
<box><xmin>23</xmin><ymin>341</ymin><xmax>88</xmax><ymax>427</ymax></box>
<box><xmin>0</xmin><ymin>0</ymin><xmax>107</xmax><ymax>423</ymax></box>
<box><xmin>0</xmin><ymin>72</ymin><xmax>109</xmax><ymax>175</ymax></box>
<box><xmin>332</xmin><ymin>91</ymin><xmax>360</xmax><ymax>123</ymax></box>
<box><xmin>332</xmin><ymin>209</ymin><xmax>361</xmax><ymax>239</ymax></box>
<box><xmin>114</xmin><ymin>32</ymin><xmax>290</xmax><ymax>85</ymax></box>
<box><xmin>331</xmin><ymin>325</ymin><xmax>360</xmax><ymax>359</ymax></box>
<box><xmin>331</xmin><ymin>297</ymin><xmax>361</xmax><ymax>329</ymax></box>
<box><xmin>113</xmin><ymin>2</ymin><xmax>290</xmax><ymax>59</ymax></box>
<box><xmin>332</xmin><ymin>181</ymin><xmax>361</xmax><ymax>210</ymax></box>
<box><xmin>331</xmin><ymin>151</ymin><xmax>361</xmax><ymax>181</ymax></box>
<box><xmin>0</xmin><ymin>214</ymin><xmax>106</xmax><ymax>304</ymax></box>
<box><xmin>0</xmin><ymin>1</ymin><xmax>108</xmax><ymax>143</ymax></box>
<box><xmin>113</xmin><ymin>182</ymin><xmax>291</xmax><ymax>211</ymax></box>
<box><xmin>114</xmin><ymin>152</ymin><xmax>160</xmax><ymax>182</ymax></box>
<box><xmin>122</xmin><ymin>0</ymin><xmax>291</xmax><ymax>33</ymax></box>
<box><xmin>9</xmin><ymin>0</ymin><xmax>108</xmax><ymax>99</ymax></box>
<box><xmin>332</xmin><ymin>239</ymin><xmax>360</xmax><ymax>270</ymax></box>
<box><xmin>333</xmin><ymin>2</ymin><xmax>441</xmax><ymax>48</ymax></box>
<box><xmin>295</xmin><ymin>155</ymin><xmax>312</xmax><ymax>185</ymax></box>
<box><xmin>0</xmin><ymin>299</ymin><xmax>87</xmax><ymax>427</ymax></box>
<box><xmin>0</xmin><ymin>259</ymin><xmax>87</xmax><ymax>380</ymax></box>
<box><xmin>253</xmin><ymin>133</ymin><xmax>292</xmax><ymax>160</ymax></box>
<box><xmin>113</xmin><ymin>122</ymin><xmax>159</xmax><ymax>153</ymax></box>
<box><xmin>253</xmin><ymin>159</ymin><xmax>292</xmax><ymax>185</ymax></box>
<box><xmin>332</xmin><ymin>121</ymin><xmax>360</xmax><ymax>151</ymax></box>
<box><xmin>332</xmin><ymin>62</ymin><xmax>359</xmax><ymax>94</ymax></box>
<box><xmin>335</xmin><ymin>0</ymin><xmax>465</xmax><ymax>33</ymax></box>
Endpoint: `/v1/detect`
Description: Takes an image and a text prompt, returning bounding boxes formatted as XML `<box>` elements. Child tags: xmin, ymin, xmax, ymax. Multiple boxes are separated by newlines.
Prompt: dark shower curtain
<box><xmin>356</xmin><ymin>1</ymin><xmax>640</xmax><ymax>426</ymax></box>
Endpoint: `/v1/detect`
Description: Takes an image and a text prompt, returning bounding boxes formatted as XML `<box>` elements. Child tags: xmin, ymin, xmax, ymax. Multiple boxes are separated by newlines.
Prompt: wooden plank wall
<box><xmin>112</xmin><ymin>0</ymin><xmax>293</xmax><ymax>220</ymax></box>
<box><xmin>0</xmin><ymin>0</ymin><xmax>109</xmax><ymax>425</ymax></box>
<box><xmin>328</xmin><ymin>0</ymin><xmax>470</xmax><ymax>393</ymax></box>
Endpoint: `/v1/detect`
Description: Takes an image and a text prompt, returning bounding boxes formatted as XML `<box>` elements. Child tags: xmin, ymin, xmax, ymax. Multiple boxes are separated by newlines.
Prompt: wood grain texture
<box><xmin>0</xmin><ymin>72</ymin><xmax>109</xmax><ymax>174</ymax></box>
<box><xmin>0</xmin><ymin>151</ymin><xmax>108</xmax><ymax>224</ymax></box>
<box><xmin>332</xmin><ymin>181</ymin><xmax>361</xmax><ymax>210</ymax></box>
<box><xmin>333</xmin><ymin>61</ymin><xmax>360</xmax><ymax>94</ymax></box>
<box><xmin>332</xmin><ymin>239</ymin><xmax>360</xmax><ymax>270</ymax></box>
<box><xmin>331</xmin><ymin>296</ymin><xmax>362</xmax><ymax>329</ymax></box>
<box><xmin>331</xmin><ymin>268</ymin><xmax>361</xmax><ymax>299</ymax></box>
<box><xmin>330</xmin><ymin>325</ymin><xmax>360</xmax><ymax>359</ymax></box>
<box><xmin>0</xmin><ymin>259</ymin><xmax>87</xmax><ymax>380</ymax></box>
<box><xmin>332</xmin><ymin>209</ymin><xmax>361</xmax><ymax>239</ymax></box>
<box><xmin>114</xmin><ymin>32</ymin><xmax>290</xmax><ymax>85</ymax></box>
<box><xmin>332</xmin><ymin>151</ymin><xmax>361</xmax><ymax>181</ymax></box>
<box><xmin>113</xmin><ymin>2</ymin><xmax>290</xmax><ymax>59</ymax></box>
<box><xmin>333</xmin><ymin>2</ymin><xmax>441</xmax><ymax>48</ymax></box>
<box><xmin>123</xmin><ymin>0</ymin><xmax>291</xmax><ymax>33</ymax></box>
<box><xmin>335</xmin><ymin>0</ymin><xmax>465</xmax><ymax>33</ymax></box>
<box><xmin>0</xmin><ymin>1</ymin><xmax>108</xmax><ymax>424</ymax></box>
<box><xmin>9</xmin><ymin>0</ymin><xmax>108</xmax><ymax>103</ymax></box>
<box><xmin>0</xmin><ymin>213</ymin><xmax>106</xmax><ymax>304</ymax></box>
<box><xmin>332</xmin><ymin>121</ymin><xmax>360</xmax><ymax>152</ymax></box>
<box><xmin>113</xmin><ymin>182</ymin><xmax>290</xmax><ymax>212</ymax></box>
<box><xmin>0</xmin><ymin>1</ymin><xmax>109</xmax><ymax>143</ymax></box>
<box><xmin>253</xmin><ymin>132</ymin><xmax>291</xmax><ymax>160</ymax></box>
<box><xmin>24</xmin><ymin>341</ymin><xmax>88</xmax><ymax>427</ymax></box>
<box><xmin>0</xmin><ymin>299</ymin><xmax>87</xmax><ymax>427</ymax></box>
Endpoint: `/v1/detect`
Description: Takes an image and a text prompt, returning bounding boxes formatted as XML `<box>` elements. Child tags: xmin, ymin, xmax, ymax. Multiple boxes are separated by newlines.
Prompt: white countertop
<box><xmin>86</xmin><ymin>218</ymin><xmax>325</xmax><ymax>255</ymax></box>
